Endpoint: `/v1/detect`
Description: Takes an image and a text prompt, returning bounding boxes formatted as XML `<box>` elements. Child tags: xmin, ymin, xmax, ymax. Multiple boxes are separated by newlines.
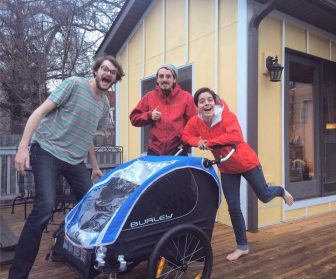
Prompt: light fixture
<box><xmin>266</xmin><ymin>56</ymin><xmax>284</xmax><ymax>82</ymax></box>
<box><xmin>326</xmin><ymin>123</ymin><xmax>336</xmax><ymax>130</ymax></box>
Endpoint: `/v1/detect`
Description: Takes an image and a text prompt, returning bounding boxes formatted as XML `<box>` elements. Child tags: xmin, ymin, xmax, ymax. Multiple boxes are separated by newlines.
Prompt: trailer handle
<box><xmin>203</xmin><ymin>144</ymin><xmax>236</xmax><ymax>168</ymax></box>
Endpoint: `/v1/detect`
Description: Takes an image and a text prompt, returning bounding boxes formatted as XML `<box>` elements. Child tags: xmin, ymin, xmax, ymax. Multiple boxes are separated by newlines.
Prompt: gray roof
<box><xmin>96</xmin><ymin>0</ymin><xmax>336</xmax><ymax>57</ymax></box>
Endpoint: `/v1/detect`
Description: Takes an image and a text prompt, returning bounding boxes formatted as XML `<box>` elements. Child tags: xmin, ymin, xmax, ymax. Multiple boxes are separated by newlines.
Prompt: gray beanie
<box><xmin>157</xmin><ymin>64</ymin><xmax>178</xmax><ymax>80</ymax></box>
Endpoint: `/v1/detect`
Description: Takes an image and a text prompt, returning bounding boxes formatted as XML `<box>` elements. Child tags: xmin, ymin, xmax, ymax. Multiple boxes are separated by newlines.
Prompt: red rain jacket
<box><xmin>182</xmin><ymin>100</ymin><xmax>259</xmax><ymax>174</ymax></box>
<box><xmin>130</xmin><ymin>84</ymin><xmax>197</xmax><ymax>155</ymax></box>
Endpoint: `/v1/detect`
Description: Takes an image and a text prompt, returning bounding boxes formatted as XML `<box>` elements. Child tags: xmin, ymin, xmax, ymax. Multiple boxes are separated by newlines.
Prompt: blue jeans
<box><xmin>8</xmin><ymin>143</ymin><xmax>92</xmax><ymax>279</ymax></box>
<box><xmin>220</xmin><ymin>165</ymin><xmax>285</xmax><ymax>250</ymax></box>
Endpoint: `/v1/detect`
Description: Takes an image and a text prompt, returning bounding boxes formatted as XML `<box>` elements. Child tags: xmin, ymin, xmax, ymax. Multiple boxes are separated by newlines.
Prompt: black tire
<box><xmin>147</xmin><ymin>224</ymin><xmax>213</xmax><ymax>279</ymax></box>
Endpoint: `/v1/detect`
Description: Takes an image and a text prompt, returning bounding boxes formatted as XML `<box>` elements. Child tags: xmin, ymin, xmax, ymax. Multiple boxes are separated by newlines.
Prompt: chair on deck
<box><xmin>52</xmin><ymin>177</ymin><xmax>76</xmax><ymax>218</ymax></box>
<box><xmin>11</xmin><ymin>170</ymin><xmax>35</xmax><ymax>219</ymax></box>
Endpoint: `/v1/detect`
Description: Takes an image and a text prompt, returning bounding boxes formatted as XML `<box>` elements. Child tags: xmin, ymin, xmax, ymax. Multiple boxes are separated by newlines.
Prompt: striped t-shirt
<box><xmin>32</xmin><ymin>77</ymin><xmax>111</xmax><ymax>165</ymax></box>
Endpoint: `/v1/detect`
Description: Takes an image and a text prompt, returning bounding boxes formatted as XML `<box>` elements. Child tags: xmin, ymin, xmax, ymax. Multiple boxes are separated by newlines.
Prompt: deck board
<box><xmin>0</xmin><ymin>204</ymin><xmax>335</xmax><ymax>278</ymax></box>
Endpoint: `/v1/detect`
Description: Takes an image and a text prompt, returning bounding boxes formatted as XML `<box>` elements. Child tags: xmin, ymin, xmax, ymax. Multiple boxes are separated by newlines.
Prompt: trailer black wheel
<box><xmin>147</xmin><ymin>224</ymin><xmax>212</xmax><ymax>279</ymax></box>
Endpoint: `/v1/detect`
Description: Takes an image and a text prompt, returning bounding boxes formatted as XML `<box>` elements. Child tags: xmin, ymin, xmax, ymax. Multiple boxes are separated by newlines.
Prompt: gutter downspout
<box><xmin>247</xmin><ymin>0</ymin><xmax>282</xmax><ymax>232</ymax></box>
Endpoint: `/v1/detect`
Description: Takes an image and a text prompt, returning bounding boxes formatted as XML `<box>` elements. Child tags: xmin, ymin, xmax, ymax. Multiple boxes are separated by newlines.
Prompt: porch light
<box><xmin>266</xmin><ymin>56</ymin><xmax>284</xmax><ymax>82</ymax></box>
<box><xmin>326</xmin><ymin>123</ymin><xmax>336</xmax><ymax>130</ymax></box>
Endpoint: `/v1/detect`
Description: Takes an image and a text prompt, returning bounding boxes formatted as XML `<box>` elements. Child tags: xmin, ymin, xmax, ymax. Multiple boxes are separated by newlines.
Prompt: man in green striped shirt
<box><xmin>9</xmin><ymin>55</ymin><xmax>124</xmax><ymax>279</ymax></box>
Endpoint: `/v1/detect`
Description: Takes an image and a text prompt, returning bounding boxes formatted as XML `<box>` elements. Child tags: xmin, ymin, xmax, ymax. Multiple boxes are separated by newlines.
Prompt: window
<box><xmin>285</xmin><ymin>52</ymin><xmax>320</xmax><ymax>200</ymax></box>
<box><xmin>140</xmin><ymin>65</ymin><xmax>193</xmax><ymax>153</ymax></box>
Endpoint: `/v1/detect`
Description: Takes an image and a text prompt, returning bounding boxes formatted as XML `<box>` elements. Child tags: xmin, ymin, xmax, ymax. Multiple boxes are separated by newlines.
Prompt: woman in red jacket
<box><xmin>182</xmin><ymin>87</ymin><xmax>294</xmax><ymax>261</ymax></box>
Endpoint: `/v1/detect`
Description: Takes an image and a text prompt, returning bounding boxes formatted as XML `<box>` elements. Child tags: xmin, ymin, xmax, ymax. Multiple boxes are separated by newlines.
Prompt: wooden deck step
<box><xmin>0</xmin><ymin>215</ymin><xmax>18</xmax><ymax>265</ymax></box>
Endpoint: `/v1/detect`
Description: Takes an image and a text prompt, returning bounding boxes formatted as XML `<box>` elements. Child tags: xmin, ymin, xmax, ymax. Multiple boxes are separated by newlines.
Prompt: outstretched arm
<box><xmin>15</xmin><ymin>99</ymin><xmax>57</xmax><ymax>175</ymax></box>
<box><xmin>88</xmin><ymin>144</ymin><xmax>103</xmax><ymax>183</ymax></box>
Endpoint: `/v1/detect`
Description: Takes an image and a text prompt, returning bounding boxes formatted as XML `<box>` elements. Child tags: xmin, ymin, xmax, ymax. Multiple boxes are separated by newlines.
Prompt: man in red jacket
<box><xmin>129</xmin><ymin>64</ymin><xmax>197</xmax><ymax>155</ymax></box>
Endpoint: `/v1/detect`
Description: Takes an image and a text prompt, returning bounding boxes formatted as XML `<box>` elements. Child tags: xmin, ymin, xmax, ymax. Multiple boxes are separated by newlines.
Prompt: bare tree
<box><xmin>0</xmin><ymin>0</ymin><xmax>124</xmax><ymax>133</ymax></box>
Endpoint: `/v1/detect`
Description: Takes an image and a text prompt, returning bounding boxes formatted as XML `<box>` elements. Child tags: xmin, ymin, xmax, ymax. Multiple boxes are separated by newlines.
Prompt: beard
<box><xmin>162</xmin><ymin>88</ymin><xmax>171</xmax><ymax>95</ymax></box>
<box><xmin>158</xmin><ymin>82</ymin><xmax>176</xmax><ymax>95</ymax></box>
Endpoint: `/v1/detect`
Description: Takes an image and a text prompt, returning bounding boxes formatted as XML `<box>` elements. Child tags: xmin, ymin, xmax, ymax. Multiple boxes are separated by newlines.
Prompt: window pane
<box><xmin>141</xmin><ymin>78</ymin><xmax>156</xmax><ymax>153</ymax></box>
<box><xmin>288</xmin><ymin>75</ymin><xmax>315</xmax><ymax>183</ymax></box>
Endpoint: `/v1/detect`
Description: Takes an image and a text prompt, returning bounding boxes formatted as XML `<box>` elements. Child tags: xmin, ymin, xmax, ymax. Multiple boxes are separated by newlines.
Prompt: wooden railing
<box><xmin>86</xmin><ymin>145</ymin><xmax>123</xmax><ymax>170</ymax></box>
<box><xmin>0</xmin><ymin>145</ymin><xmax>123</xmax><ymax>204</ymax></box>
<box><xmin>0</xmin><ymin>146</ymin><xmax>18</xmax><ymax>203</ymax></box>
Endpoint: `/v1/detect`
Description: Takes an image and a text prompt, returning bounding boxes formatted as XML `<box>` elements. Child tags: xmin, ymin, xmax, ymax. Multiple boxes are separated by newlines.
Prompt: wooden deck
<box><xmin>1</xmin><ymin>204</ymin><xmax>336</xmax><ymax>279</ymax></box>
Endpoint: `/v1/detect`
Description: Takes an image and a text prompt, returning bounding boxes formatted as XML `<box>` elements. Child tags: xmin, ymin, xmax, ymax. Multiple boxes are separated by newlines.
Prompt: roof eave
<box><xmin>95</xmin><ymin>0</ymin><xmax>152</xmax><ymax>57</ymax></box>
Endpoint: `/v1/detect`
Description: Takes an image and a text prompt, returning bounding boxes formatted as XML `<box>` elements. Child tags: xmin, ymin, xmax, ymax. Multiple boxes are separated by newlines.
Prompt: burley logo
<box><xmin>130</xmin><ymin>213</ymin><xmax>173</xmax><ymax>228</ymax></box>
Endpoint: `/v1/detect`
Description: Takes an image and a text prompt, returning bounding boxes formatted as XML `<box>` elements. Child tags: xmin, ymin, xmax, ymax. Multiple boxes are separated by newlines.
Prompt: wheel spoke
<box><xmin>148</xmin><ymin>225</ymin><xmax>213</xmax><ymax>279</ymax></box>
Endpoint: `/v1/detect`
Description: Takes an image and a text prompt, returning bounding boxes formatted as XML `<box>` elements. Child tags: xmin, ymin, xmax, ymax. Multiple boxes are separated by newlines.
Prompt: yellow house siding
<box><xmin>286</xmin><ymin>208</ymin><xmax>306</xmax><ymax>220</ymax></box>
<box><xmin>128</xmin><ymin>26</ymin><xmax>144</xmax><ymax>158</ymax></box>
<box><xmin>285</xmin><ymin>22</ymin><xmax>334</xmax><ymax>62</ymax></box>
<box><xmin>309</xmin><ymin>32</ymin><xmax>329</xmax><ymax>60</ymax></box>
<box><xmin>259</xmin><ymin>15</ymin><xmax>336</xmax><ymax>226</ymax></box>
<box><xmin>145</xmin><ymin>0</ymin><xmax>163</xmax><ymax>76</ymax></box>
<box><xmin>285</xmin><ymin>22</ymin><xmax>307</xmax><ymax>52</ymax></box>
<box><xmin>258</xmin><ymin>17</ymin><xmax>283</xmax><ymax>226</ymax></box>
<box><xmin>286</xmin><ymin>202</ymin><xmax>336</xmax><ymax>221</ymax></box>
<box><xmin>215</xmin><ymin>0</ymin><xmax>238</xmax><ymax>225</ymax></box>
<box><xmin>127</xmin><ymin>64</ymin><xmax>142</xmax><ymax>159</ymax></box>
<box><xmin>308</xmin><ymin>203</ymin><xmax>330</xmax><ymax>216</ymax></box>
<box><xmin>218</xmin><ymin>0</ymin><xmax>237</xmax><ymax>111</ymax></box>
<box><xmin>165</xmin><ymin>0</ymin><xmax>186</xmax><ymax>65</ymax></box>
<box><xmin>189</xmin><ymin>0</ymin><xmax>216</xmax><ymax>90</ymax></box>
<box><xmin>259</xmin><ymin>202</ymin><xmax>282</xmax><ymax>226</ymax></box>
<box><xmin>113</xmin><ymin>0</ymin><xmax>336</xmax><ymax>229</ymax></box>
<box><xmin>332</xmin><ymin>202</ymin><xmax>336</xmax><ymax>210</ymax></box>
<box><xmin>118</xmin><ymin>50</ymin><xmax>129</xmax><ymax>163</ymax></box>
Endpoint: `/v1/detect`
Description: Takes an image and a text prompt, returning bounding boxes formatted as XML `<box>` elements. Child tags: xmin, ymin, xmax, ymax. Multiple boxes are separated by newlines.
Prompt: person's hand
<box><xmin>151</xmin><ymin>106</ymin><xmax>161</xmax><ymax>121</ymax></box>
<box><xmin>91</xmin><ymin>168</ymin><xmax>104</xmax><ymax>184</ymax></box>
<box><xmin>198</xmin><ymin>140</ymin><xmax>209</xmax><ymax>150</ymax></box>
<box><xmin>15</xmin><ymin>146</ymin><xmax>30</xmax><ymax>176</ymax></box>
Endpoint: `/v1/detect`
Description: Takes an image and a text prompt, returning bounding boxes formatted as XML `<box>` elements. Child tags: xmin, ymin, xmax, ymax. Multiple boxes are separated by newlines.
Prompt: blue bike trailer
<box><xmin>58</xmin><ymin>152</ymin><xmax>232</xmax><ymax>279</ymax></box>
<box><xmin>65</xmin><ymin>155</ymin><xmax>221</xmax><ymax>249</ymax></box>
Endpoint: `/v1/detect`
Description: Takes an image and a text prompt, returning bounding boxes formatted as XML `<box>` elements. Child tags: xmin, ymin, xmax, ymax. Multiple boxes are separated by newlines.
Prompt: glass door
<box><xmin>321</xmin><ymin>62</ymin><xmax>336</xmax><ymax>195</ymax></box>
<box><xmin>285</xmin><ymin>52</ymin><xmax>320</xmax><ymax>200</ymax></box>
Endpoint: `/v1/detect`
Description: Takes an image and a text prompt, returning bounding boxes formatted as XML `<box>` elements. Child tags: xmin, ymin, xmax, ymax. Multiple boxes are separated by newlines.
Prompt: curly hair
<box><xmin>92</xmin><ymin>55</ymin><xmax>125</xmax><ymax>82</ymax></box>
